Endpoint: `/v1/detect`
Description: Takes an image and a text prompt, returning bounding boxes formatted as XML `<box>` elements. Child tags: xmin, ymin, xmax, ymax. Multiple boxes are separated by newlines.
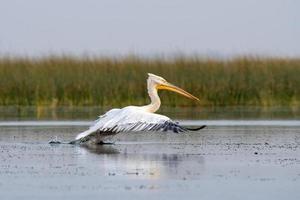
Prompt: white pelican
<box><xmin>72</xmin><ymin>73</ymin><xmax>206</xmax><ymax>144</ymax></box>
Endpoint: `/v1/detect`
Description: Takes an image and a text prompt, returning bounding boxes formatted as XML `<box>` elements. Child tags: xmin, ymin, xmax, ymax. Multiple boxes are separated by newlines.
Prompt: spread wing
<box><xmin>72</xmin><ymin>106</ymin><xmax>206</xmax><ymax>144</ymax></box>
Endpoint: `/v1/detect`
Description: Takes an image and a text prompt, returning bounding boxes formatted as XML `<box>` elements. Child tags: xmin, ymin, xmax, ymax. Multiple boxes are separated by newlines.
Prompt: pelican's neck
<box><xmin>142</xmin><ymin>81</ymin><xmax>161</xmax><ymax>113</ymax></box>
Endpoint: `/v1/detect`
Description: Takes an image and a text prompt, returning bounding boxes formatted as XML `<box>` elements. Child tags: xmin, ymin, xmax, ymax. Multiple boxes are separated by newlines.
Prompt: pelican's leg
<box><xmin>96</xmin><ymin>141</ymin><xmax>115</xmax><ymax>145</ymax></box>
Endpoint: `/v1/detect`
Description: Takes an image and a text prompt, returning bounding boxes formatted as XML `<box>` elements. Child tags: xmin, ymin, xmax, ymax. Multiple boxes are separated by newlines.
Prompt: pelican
<box><xmin>72</xmin><ymin>73</ymin><xmax>206</xmax><ymax>144</ymax></box>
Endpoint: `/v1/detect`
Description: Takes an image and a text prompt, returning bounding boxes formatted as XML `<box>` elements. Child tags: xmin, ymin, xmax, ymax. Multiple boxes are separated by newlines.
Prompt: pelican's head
<box><xmin>147</xmin><ymin>73</ymin><xmax>200</xmax><ymax>101</ymax></box>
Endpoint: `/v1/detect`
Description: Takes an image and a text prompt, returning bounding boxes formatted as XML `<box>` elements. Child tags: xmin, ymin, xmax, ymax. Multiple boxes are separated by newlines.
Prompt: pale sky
<box><xmin>0</xmin><ymin>0</ymin><xmax>299</xmax><ymax>57</ymax></box>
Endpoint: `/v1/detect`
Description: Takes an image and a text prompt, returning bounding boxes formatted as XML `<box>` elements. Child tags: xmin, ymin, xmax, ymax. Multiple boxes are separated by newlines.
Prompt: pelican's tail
<box><xmin>70</xmin><ymin>128</ymin><xmax>116</xmax><ymax>145</ymax></box>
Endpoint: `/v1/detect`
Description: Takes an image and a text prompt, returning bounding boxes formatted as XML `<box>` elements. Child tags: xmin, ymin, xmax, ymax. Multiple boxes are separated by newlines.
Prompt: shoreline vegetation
<box><xmin>0</xmin><ymin>56</ymin><xmax>299</xmax><ymax>107</ymax></box>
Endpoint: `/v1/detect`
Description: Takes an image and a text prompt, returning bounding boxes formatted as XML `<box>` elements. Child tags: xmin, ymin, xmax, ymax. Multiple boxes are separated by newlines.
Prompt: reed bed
<box><xmin>0</xmin><ymin>56</ymin><xmax>299</xmax><ymax>107</ymax></box>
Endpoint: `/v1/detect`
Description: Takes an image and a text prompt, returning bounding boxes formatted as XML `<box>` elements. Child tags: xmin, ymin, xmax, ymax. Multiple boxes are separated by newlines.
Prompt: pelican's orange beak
<box><xmin>156</xmin><ymin>82</ymin><xmax>200</xmax><ymax>101</ymax></box>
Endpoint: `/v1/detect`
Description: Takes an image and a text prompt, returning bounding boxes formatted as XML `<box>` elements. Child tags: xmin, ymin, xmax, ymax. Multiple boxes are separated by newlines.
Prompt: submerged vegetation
<box><xmin>0</xmin><ymin>56</ymin><xmax>299</xmax><ymax>107</ymax></box>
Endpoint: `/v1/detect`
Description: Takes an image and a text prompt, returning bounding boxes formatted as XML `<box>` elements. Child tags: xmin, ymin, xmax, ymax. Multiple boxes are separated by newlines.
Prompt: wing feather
<box><xmin>73</xmin><ymin>106</ymin><xmax>206</xmax><ymax>144</ymax></box>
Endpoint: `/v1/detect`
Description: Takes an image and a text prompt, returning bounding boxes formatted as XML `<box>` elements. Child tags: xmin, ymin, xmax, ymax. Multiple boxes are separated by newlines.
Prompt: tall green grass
<box><xmin>0</xmin><ymin>56</ymin><xmax>299</xmax><ymax>107</ymax></box>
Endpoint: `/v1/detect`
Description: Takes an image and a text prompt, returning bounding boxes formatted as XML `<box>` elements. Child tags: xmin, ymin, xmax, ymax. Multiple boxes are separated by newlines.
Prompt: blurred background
<box><xmin>0</xmin><ymin>0</ymin><xmax>299</xmax><ymax>57</ymax></box>
<box><xmin>0</xmin><ymin>0</ymin><xmax>299</xmax><ymax>119</ymax></box>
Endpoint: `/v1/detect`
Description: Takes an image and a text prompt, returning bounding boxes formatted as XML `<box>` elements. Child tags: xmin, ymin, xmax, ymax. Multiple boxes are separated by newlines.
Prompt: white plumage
<box><xmin>72</xmin><ymin>73</ymin><xmax>205</xmax><ymax>144</ymax></box>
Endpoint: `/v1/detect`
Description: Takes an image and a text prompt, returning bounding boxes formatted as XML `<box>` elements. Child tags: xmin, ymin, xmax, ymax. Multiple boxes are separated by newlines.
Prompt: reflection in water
<box><xmin>1</xmin><ymin>106</ymin><xmax>300</xmax><ymax>120</ymax></box>
<box><xmin>82</xmin><ymin>144</ymin><xmax>120</xmax><ymax>154</ymax></box>
<box><xmin>80</xmin><ymin>144</ymin><xmax>205</xmax><ymax>179</ymax></box>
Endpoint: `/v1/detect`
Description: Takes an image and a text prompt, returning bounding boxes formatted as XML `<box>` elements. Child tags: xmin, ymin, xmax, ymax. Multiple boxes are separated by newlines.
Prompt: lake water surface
<box><xmin>0</xmin><ymin>107</ymin><xmax>300</xmax><ymax>199</ymax></box>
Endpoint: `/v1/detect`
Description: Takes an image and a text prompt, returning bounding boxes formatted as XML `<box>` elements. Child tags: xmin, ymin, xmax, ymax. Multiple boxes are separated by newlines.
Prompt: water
<box><xmin>0</xmin><ymin>107</ymin><xmax>300</xmax><ymax>199</ymax></box>
<box><xmin>1</xmin><ymin>106</ymin><xmax>300</xmax><ymax>120</ymax></box>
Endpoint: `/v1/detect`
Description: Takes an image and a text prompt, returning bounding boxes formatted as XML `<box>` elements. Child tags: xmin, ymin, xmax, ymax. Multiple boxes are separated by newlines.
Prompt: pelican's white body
<box><xmin>74</xmin><ymin>73</ymin><xmax>199</xmax><ymax>143</ymax></box>
<box><xmin>75</xmin><ymin>106</ymin><xmax>169</xmax><ymax>140</ymax></box>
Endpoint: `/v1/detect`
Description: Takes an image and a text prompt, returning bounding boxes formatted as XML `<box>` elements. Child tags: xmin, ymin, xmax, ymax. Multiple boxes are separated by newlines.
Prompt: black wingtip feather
<box><xmin>185</xmin><ymin>125</ymin><xmax>207</xmax><ymax>131</ymax></box>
